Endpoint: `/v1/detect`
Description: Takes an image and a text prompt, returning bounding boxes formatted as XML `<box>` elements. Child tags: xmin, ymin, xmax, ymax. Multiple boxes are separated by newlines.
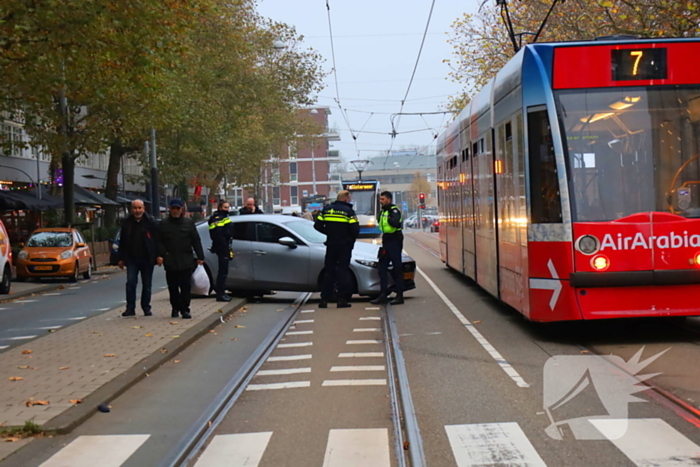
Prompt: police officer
<box><xmin>208</xmin><ymin>199</ymin><xmax>234</xmax><ymax>302</ymax></box>
<box><xmin>371</xmin><ymin>191</ymin><xmax>404</xmax><ymax>305</ymax></box>
<box><xmin>314</xmin><ymin>190</ymin><xmax>359</xmax><ymax>308</ymax></box>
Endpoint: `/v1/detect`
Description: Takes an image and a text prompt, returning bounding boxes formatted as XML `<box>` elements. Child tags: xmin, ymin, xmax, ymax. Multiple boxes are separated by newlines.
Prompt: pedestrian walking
<box><xmin>118</xmin><ymin>199</ymin><xmax>159</xmax><ymax>317</ymax></box>
<box><xmin>239</xmin><ymin>198</ymin><xmax>263</xmax><ymax>215</ymax></box>
<box><xmin>371</xmin><ymin>191</ymin><xmax>405</xmax><ymax>305</ymax></box>
<box><xmin>208</xmin><ymin>199</ymin><xmax>233</xmax><ymax>302</ymax></box>
<box><xmin>157</xmin><ymin>198</ymin><xmax>205</xmax><ymax>319</ymax></box>
<box><xmin>314</xmin><ymin>190</ymin><xmax>359</xmax><ymax>308</ymax></box>
<box><xmin>302</xmin><ymin>209</ymin><xmax>314</xmax><ymax>221</ymax></box>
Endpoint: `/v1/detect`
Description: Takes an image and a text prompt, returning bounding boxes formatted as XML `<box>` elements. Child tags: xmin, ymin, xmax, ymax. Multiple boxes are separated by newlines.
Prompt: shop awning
<box><xmin>74</xmin><ymin>185</ymin><xmax>119</xmax><ymax>206</ymax></box>
<box><xmin>0</xmin><ymin>189</ymin><xmax>62</xmax><ymax>211</ymax></box>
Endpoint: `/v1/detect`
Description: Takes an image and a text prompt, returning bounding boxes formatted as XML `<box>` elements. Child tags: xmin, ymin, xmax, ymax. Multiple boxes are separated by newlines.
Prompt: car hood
<box><xmin>23</xmin><ymin>247</ymin><xmax>70</xmax><ymax>257</ymax></box>
<box><xmin>351</xmin><ymin>240</ymin><xmax>415</xmax><ymax>263</ymax></box>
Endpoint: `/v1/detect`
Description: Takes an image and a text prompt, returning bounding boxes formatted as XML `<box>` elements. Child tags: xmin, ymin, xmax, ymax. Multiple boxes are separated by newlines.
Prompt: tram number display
<box><xmin>345</xmin><ymin>184</ymin><xmax>375</xmax><ymax>191</ymax></box>
<box><xmin>611</xmin><ymin>48</ymin><xmax>667</xmax><ymax>81</ymax></box>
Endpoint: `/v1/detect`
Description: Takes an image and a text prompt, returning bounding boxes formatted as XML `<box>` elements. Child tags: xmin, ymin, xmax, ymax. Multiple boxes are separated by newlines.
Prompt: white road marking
<box><xmin>360</xmin><ymin>317</ymin><xmax>381</xmax><ymax>321</ymax></box>
<box><xmin>0</xmin><ymin>345</ymin><xmax>8</xmax><ymax>350</ymax></box>
<box><xmin>194</xmin><ymin>432</ymin><xmax>272</xmax><ymax>467</ymax></box>
<box><xmin>346</xmin><ymin>340</ymin><xmax>382</xmax><ymax>345</ymax></box>
<box><xmin>293</xmin><ymin>319</ymin><xmax>314</xmax><ymax>324</ymax></box>
<box><xmin>590</xmin><ymin>418</ymin><xmax>700</xmax><ymax>467</ymax></box>
<box><xmin>286</xmin><ymin>330</ymin><xmax>313</xmax><ymax>335</ymax></box>
<box><xmin>96</xmin><ymin>308</ymin><xmax>110</xmax><ymax>311</ymax></box>
<box><xmin>256</xmin><ymin>368</ymin><xmax>311</xmax><ymax>376</ymax></box>
<box><xmin>15</xmin><ymin>300</ymin><xmax>37</xmax><ymax>303</ymax></box>
<box><xmin>69</xmin><ymin>287</ymin><xmax>81</xmax><ymax>289</ymax></box>
<box><xmin>322</xmin><ymin>428</ymin><xmax>390</xmax><ymax>467</ymax></box>
<box><xmin>300</xmin><ymin>309</ymin><xmax>314</xmax><ymax>313</ymax></box>
<box><xmin>246</xmin><ymin>381</ymin><xmax>310</xmax><ymax>391</ymax></box>
<box><xmin>67</xmin><ymin>316</ymin><xmax>87</xmax><ymax>321</ymax></box>
<box><xmin>322</xmin><ymin>379</ymin><xmax>387</xmax><ymax>386</ymax></box>
<box><xmin>365</xmin><ymin>307</ymin><xmax>380</xmax><ymax>311</ymax></box>
<box><xmin>43</xmin><ymin>293</ymin><xmax>61</xmax><ymax>296</ymax></box>
<box><xmin>330</xmin><ymin>366</ymin><xmax>385</xmax><ymax>372</ymax></box>
<box><xmin>353</xmin><ymin>328</ymin><xmax>381</xmax><ymax>332</ymax></box>
<box><xmin>9</xmin><ymin>335</ymin><xmax>37</xmax><ymax>340</ymax></box>
<box><xmin>417</xmin><ymin>267</ymin><xmax>529</xmax><ymax>388</ymax></box>
<box><xmin>267</xmin><ymin>354</ymin><xmax>312</xmax><ymax>362</ymax></box>
<box><xmin>37</xmin><ymin>326</ymin><xmax>62</xmax><ymax>330</ymax></box>
<box><xmin>39</xmin><ymin>434</ymin><xmax>150</xmax><ymax>467</ymax></box>
<box><xmin>277</xmin><ymin>342</ymin><xmax>313</xmax><ymax>348</ymax></box>
<box><xmin>339</xmin><ymin>352</ymin><xmax>384</xmax><ymax>358</ymax></box>
<box><xmin>445</xmin><ymin>423</ymin><xmax>546</xmax><ymax>467</ymax></box>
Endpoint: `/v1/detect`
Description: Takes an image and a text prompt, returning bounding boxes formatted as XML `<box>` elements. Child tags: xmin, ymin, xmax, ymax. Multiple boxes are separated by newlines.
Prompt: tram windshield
<box><xmin>349</xmin><ymin>190</ymin><xmax>376</xmax><ymax>216</ymax></box>
<box><xmin>556</xmin><ymin>86</ymin><xmax>700</xmax><ymax>221</ymax></box>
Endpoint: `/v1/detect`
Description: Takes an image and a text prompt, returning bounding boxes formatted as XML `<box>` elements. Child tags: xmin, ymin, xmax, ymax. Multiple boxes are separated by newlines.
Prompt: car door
<box><xmin>226</xmin><ymin>221</ymin><xmax>255</xmax><ymax>288</ymax></box>
<box><xmin>74</xmin><ymin>230</ymin><xmax>89</xmax><ymax>272</ymax></box>
<box><xmin>251</xmin><ymin>221</ymin><xmax>311</xmax><ymax>290</ymax></box>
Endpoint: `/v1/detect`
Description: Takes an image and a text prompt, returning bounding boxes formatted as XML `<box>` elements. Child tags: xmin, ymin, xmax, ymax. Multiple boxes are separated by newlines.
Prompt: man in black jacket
<box><xmin>208</xmin><ymin>199</ymin><xmax>233</xmax><ymax>302</ymax></box>
<box><xmin>371</xmin><ymin>191</ymin><xmax>405</xmax><ymax>305</ymax></box>
<box><xmin>119</xmin><ymin>199</ymin><xmax>159</xmax><ymax>317</ymax></box>
<box><xmin>314</xmin><ymin>190</ymin><xmax>359</xmax><ymax>308</ymax></box>
<box><xmin>157</xmin><ymin>198</ymin><xmax>205</xmax><ymax>319</ymax></box>
<box><xmin>239</xmin><ymin>197</ymin><xmax>263</xmax><ymax>215</ymax></box>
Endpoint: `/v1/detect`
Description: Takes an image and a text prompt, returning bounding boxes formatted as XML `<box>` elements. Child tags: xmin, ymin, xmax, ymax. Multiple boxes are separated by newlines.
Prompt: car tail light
<box><xmin>591</xmin><ymin>255</ymin><xmax>609</xmax><ymax>271</ymax></box>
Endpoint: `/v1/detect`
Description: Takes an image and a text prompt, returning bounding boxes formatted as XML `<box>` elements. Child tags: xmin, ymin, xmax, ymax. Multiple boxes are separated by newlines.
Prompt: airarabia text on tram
<box><xmin>598</xmin><ymin>232</ymin><xmax>700</xmax><ymax>251</ymax></box>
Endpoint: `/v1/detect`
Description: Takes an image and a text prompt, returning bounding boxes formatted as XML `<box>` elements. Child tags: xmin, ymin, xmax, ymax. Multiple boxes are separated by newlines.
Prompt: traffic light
<box><xmin>418</xmin><ymin>192</ymin><xmax>426</xmax><ymax>209</ymax></box>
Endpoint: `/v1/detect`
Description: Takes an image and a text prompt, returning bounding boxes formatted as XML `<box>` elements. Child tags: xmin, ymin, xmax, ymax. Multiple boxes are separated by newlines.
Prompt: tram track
<box><xmin>153</xmin><ymin>289</ymin><xmax>426</xmax><ymax>467</ymax></box>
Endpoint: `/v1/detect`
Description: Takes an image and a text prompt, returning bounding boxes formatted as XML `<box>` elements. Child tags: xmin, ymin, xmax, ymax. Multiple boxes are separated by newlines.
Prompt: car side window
<box><xmin>231</xmin><ymin>222</ymin><xmax>255</xmax><ymax>241</ymax></box>
<box><xmin>75</xmin><ymin>231</ymin><xmax>85</xmax><ymax>244</ymax></box>
<box><xmin>254</xmin><ymin>222</ymin><xmax>301</xmax><ymax>244</ymax></box>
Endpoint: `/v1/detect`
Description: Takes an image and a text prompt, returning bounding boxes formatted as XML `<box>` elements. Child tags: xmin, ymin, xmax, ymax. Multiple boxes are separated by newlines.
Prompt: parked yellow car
<box><xmin>16</xmin><ymin>228</ymin><xmax>92</xmax><ymax>282</ymax></box>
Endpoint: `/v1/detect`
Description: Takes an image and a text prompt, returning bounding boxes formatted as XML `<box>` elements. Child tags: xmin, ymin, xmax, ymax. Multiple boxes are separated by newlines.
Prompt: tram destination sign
<box><xmin>345</xmin><ymin>183</ymin><xmax>376</xmax><ymax>191</ymax></box>
<box><xmin>611</xmin><ymin>48</ymin><xmax>667</xmax><ymax>81</ymax></box>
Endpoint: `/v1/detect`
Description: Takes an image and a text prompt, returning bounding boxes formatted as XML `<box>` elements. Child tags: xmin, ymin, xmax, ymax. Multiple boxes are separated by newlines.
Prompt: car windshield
<box><xmin>556</xmin><ymin>85</ymin><xmax>700</xmax><ymax>221</ymax></box>
<box><xmin>350</xmin><ymin>190</ymin><xmax>376</xmax><ymax>216</ymax></box>
<box><xmin>284</xmin><ymin>220</ymin><xmax>326</xmax><ymax>244</ymax></box>
<box><xmin>27</xmin><ymin>232</ymin><xmax>73</xmax><ymax>248</ymax></box>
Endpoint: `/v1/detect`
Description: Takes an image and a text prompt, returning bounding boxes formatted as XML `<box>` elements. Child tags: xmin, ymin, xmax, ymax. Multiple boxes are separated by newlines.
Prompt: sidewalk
<box><xmin>0</xmin><ymin>290</ymin><xmax>244</xmax><ymax>432</ymax></box>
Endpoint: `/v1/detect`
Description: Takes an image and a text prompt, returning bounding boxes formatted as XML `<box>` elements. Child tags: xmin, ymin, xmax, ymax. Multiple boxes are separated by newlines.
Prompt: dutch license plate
<box><xmin>404</xmin><ymin>272</ymin><xmax>414</xmax><ymax>280</ymax></box>
<box><xmin>34</xmin><ymin>266</ymin><xmax>52</xmax><ymax>271</ymax></box>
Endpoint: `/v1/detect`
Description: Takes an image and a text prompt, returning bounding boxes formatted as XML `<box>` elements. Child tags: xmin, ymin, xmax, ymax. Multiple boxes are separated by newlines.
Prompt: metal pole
<box><xmin>35</xmin><ymin>148</ymin><xmax>41</xmax><ymax>200</ymax></box>
<box><xmin>150</xmin><ymin>129</ymin><xmax>159</xmax><ymax>219</ymax></box>
<box><xmin>144</xmin><ymin>141</ymin><xmax>150</xmax><ymax>209</ymax></box>
<box><xmin>311</xmin><ymin>140</ymin><xmax>317</xmax><ymax>196</ymax></box>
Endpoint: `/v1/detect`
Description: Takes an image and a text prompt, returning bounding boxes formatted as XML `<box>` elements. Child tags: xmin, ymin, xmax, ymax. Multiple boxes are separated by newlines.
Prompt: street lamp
<box><xmin>350</xmin><ymin>159</ymin><xmax>371</xmax><ymax>181</ymax></box>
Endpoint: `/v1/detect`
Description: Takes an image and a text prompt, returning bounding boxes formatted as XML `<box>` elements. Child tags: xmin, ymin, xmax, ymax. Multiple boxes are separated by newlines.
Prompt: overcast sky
<box><xmin>257</xmin><ymin>0</ymin><xmax>480</xmax><ymax>163</ymax></box>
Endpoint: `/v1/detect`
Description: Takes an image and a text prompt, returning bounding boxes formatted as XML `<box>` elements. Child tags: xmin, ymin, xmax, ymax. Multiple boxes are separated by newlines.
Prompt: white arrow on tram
<box><xmin>529</xmin><ymin>259</ymin><xmax>562</xmax><ymax>311</ymax></box>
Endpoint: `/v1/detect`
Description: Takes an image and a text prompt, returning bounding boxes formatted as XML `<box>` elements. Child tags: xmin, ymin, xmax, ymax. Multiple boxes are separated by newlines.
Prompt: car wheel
<box><xmin>0</xmin><ymin>265</ymin><xmax>11</xmax><ymax>294</ymax></box>
<box><xmin>69</xmin><ymin>262</ymin><xmax>79</xmax><ymax>283</ymax></box>
<box><xmin>83</xmin><ymin>261</ymin><xmax>92</xmax><ymax>279</ymax></box>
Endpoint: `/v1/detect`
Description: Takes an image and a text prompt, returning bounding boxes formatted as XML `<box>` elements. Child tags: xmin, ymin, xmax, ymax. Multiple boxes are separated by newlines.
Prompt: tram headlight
<box><xmin>576</xmin><ymin>235</ymin><xmax>600</xmax><ymax>255</ymax></box>
<box><xmin>694</xmin><ymin>252</ymin><xmax>700</xmax><ymax>266</ymax></box>
<box><xmin>591</xmin><ymin>255</ymin><xmax>610</xmax><ymax>271</ymax></box>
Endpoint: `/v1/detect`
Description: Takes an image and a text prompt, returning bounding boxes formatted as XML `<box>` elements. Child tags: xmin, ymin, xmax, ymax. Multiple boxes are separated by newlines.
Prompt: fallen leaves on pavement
<box><xmin>59</xmin><ymin>366</ymin><xmax>69</xmax><ymax>370</ymax></box>
<box><xmin>234</xmin><ymin>325</ymin><xmax>245</xmax><ymax>328</ymax></box>
<box><xmin>69</xmin><ymin>399</ymin><xmax>82</xmax><ymax>404</ymax></box>
<box><xmin>8</xmin><ymin>377</ymin><xmax>24</xmax><ymax>381</ymax></box>
<box><xmin>144</xmin><ymin>333</ymin><xmax>153</xmax><ymax>337</ymax></box>
<box><xmin>17</xmin><ymin>366</ymin><xmax>30</xmax><ymax>370</ymax></box>
<box><xmin>131</xmin><ymin>326</ymin><xmax>142</xmax><ymax>329</ymax></box>
<box><xmin>171</xmin><ymin>335</ymin><xmax>180</xmax><ymax>338</ymax></box>
<box><xmin>160</xmin><ymin>348</ymin><xmax>168</xmax><ymax>353</ymax></box>
<box><xmin>25</xmin><ymin>400</ymin><xmax>49</xmax><ymax>407</ymax></box>
<box><xmin>103</xmin><ymin>354</ymin><xmax>116</xmax><ymax>358</ymax></box>
<box><xmin>21</xmin><ymin>350</ymin><xmax>32</xmax><ymax>355</ymax></box>
<box><xmin>169</xmin><ymin>321</ymin><xmax>178</xmax><ymax>325</ymax></box>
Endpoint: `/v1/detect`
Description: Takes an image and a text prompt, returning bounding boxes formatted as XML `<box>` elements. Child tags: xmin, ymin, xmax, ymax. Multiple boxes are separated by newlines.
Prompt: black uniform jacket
<box><xmin>314</xmin><ymin>200</ymin><xmax>360</xmax><ymax>245</ymax></box>
<box><xmin>208</xmin><ymin>210</ymin><xmax>233</xmax><ymax>256</ymax></box>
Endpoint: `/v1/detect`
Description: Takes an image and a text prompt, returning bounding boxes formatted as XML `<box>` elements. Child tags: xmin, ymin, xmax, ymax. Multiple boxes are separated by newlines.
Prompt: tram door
<box><xmin>461</xmin><ymin>133</ymin><xmax>476</xmax><ymax>280</ymax></box>
<box><xmin>473</xmin><ymin>128</ymin><xmax>499</xmax><ymax>297</ymax></box>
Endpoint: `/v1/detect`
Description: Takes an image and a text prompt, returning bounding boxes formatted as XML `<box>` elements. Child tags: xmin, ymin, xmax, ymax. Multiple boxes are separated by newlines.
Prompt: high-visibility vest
<box><xmin>379</xmin><ymin>206</ymin><xmax>402</xmax><ymax>234</ymax></box>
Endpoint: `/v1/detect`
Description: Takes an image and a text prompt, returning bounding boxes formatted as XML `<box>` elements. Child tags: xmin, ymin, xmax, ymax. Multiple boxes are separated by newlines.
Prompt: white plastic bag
<box><xmin>191</xmin><ymin>264</ymin><xmax>210</xmax><ymax>296</ymax></box>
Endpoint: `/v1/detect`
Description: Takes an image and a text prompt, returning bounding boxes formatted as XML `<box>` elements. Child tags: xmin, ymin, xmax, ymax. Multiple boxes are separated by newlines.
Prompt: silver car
<box><xmin>197</xmin><ymin>214</ymin><xmax>416</xmax><ymax>299</ymax></box>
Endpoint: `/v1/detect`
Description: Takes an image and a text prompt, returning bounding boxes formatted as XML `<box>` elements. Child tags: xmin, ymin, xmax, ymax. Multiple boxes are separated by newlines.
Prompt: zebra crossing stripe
<box><xmin>445</xmin><ymin>423</ymin><xmax>546</xmax><ymax>467</ymax></box>
<box><xmin>590</xmin><ymin>418</ymin><xmax>700</xmax><ymax>467</ymax></box>
<box><xmin>194</xmin><ymin>432</ymin><xmax>272</xmax><ymax>467</ymax></box>
<box><xmin>322</xmin><ymin>428</ymin><xmax>390</xmax><ymax>467</ymax></box>
<box><xmin>39</xmin><ymin>435</ymin><xmax>150</xmax><ymax>467</ymax></box>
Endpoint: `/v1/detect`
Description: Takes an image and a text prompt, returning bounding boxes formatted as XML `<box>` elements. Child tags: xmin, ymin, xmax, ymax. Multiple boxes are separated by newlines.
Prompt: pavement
<box><xmin>0</xmin><ymin>288</ymin><xmax>244</xmax><ymax>460</ymax></box>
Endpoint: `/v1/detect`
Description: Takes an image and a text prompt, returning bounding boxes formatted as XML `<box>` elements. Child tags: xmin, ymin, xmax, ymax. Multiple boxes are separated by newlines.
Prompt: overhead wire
<box><xmin>384</xmin><ymin>0</ymin><xmax>437</xmax><ymax>168</ymax></box>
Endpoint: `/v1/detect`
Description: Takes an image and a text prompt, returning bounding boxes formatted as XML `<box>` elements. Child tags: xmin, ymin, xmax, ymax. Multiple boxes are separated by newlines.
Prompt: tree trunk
<box><xmin>62</xmin><ymin>153</ymin><xmax>75</xmax><ymax>226</ymax></box>
<box><xmin>104</xmin><ymin>140</ymin><xmax>126</xmax><ymax>227</ymax></box>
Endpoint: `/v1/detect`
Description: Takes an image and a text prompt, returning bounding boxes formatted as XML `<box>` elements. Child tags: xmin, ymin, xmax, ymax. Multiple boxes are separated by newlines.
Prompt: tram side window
<box><xmin>528</xmin><ymin>109</ymin><xmax>562</xmax><ymax>223</ymax></box>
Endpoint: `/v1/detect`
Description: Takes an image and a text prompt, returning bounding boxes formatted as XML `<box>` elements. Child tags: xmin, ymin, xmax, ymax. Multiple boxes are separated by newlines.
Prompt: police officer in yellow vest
<box><xmin>314</xmin><ymin>190</ymin><xmax>359</xmax><ymax>308</ymax></box>
<box><xmin>208</xmin><ymin>199</ymin><xmax>234</xmax><ymax>302</ymax></box>
<box><xmin>371</xmin><ymin>191</ymin><xmax>404</xmax><ymax>305</ymax></box>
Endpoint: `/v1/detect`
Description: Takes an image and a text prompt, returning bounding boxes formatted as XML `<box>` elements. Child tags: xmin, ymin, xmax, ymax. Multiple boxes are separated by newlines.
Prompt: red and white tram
<box><xmin>436</xmin><ymin>38</ymin><xmax>700</xmax><ymax>321</ymax></box>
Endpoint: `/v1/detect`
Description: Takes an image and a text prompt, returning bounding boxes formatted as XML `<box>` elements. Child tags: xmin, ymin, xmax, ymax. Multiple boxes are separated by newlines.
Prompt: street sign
<box><xmin>402</xmin><ymin>201</ymin><xmax>408</xmax><ymax>211</ymax></box>
<box><xmin>302</xmin><ymin>190</ymin><xmax>308</xmax><ymax>197</ymax></box>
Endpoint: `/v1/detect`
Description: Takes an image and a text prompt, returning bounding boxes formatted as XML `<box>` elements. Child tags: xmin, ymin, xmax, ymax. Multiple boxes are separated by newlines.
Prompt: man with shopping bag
<box><xmin>157</xmin><ymin>199</ymin><xmax>205</xmax><ymax>319</ymax></box>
